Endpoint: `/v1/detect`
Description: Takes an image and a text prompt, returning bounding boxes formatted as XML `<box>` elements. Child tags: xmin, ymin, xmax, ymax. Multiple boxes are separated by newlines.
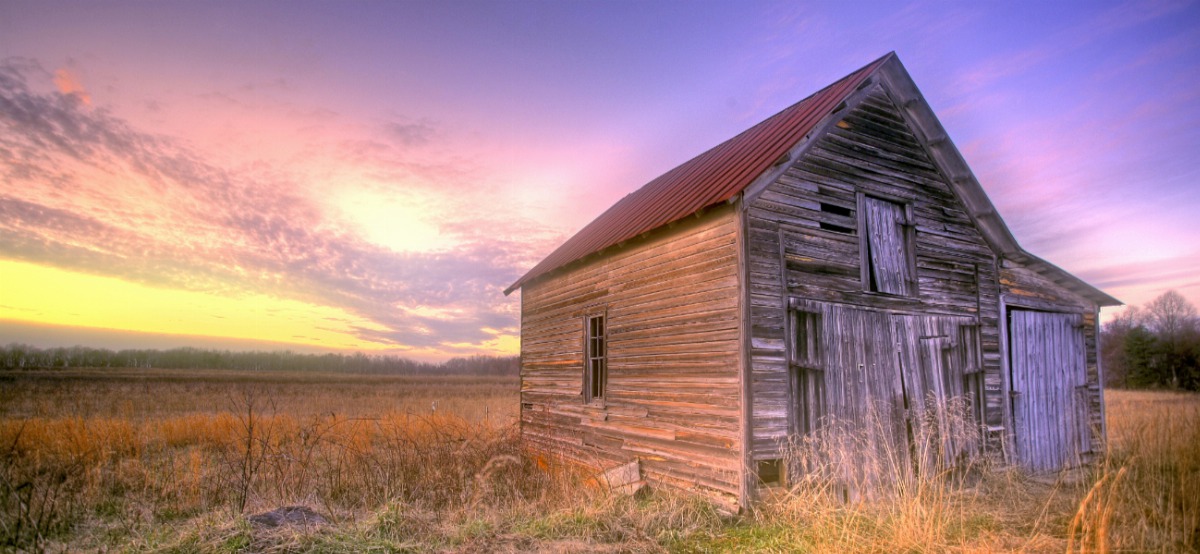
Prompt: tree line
<box><xmin>0</xmin><ymin>343</ymin><xmax>518</xmax><ymax>376</ymax></box>
<box><xmin>1101</xmin><ymin>290</ymin><xmax>1200</xmax><ymax>390</ymax></box>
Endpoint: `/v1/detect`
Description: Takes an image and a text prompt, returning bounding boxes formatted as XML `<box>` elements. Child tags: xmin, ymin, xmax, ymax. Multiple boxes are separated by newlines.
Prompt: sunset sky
<box><xmin>2</xmin><ymin>1</ymin><xmax>1198</xmax><ymax>361</ymax></box>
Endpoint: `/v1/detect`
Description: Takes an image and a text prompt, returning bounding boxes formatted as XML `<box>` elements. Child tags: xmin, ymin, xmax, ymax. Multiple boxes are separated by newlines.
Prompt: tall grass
<box><xmin>728</xmin><ymin>389</ymin><xmax>1200</xmax><ymax>553</ymax></box>
<box><xmin>0</xmin><ymin>369</ymin><xmax>525</xmax><ymax>551</ymax></box>
<box><xmin>1</xmin><ymin>368</ymin><xmax>1197</xmax><ymax>552</ymax></box>
<box><xmin>1072</xmin><ymin>390</ymin><xmax>1200</xmax><ymax>552</ymax></box>
<box><xmin>751</xmin><ymin>395</ymin><xmax>1015</xmax><ymax>553</ymax></box>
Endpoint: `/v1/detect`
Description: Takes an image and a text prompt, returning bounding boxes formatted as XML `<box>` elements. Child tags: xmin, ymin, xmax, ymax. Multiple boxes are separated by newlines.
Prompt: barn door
<box><xmin>1008</xmin><ymin>309</ymin><xmax>1090</xmax><ymax>472</ymax></box>
<box><xmin>902</xmin><ymin>316</ymin><xmax>982</xmax><ymax>475</ymax></box>
<box><xmin>789</xmin><ymin>300</ymin><xmax>982</xmax><ymax>493</ymax></box>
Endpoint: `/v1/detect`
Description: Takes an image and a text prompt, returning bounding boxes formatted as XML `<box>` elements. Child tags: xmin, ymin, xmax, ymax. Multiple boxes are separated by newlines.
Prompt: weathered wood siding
<box><xmin>519</xmin><ymin>204</ymin><xmax>743</xmax><ymax>510</ymax></box>
<box><xmin>1000</xmin><ymin>260</ymin><xmax>1102</xmax><ymax>465</ymax></box>
<box><xmin>744</xmin><ymin>84</ymin><xmax>1004</xmax><ymax>463</ymax></box>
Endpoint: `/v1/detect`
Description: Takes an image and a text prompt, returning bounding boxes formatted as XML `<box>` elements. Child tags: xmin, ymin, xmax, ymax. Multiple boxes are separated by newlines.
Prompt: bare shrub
<box><xmin>216</xmin><ymin>386</ymin><xmax>277</xmax><ymax>515</ymax></box>
<box><xmin>0</xmin><ymin>422</ymin><xmax>85</xmax><ymax>551</ymax></box>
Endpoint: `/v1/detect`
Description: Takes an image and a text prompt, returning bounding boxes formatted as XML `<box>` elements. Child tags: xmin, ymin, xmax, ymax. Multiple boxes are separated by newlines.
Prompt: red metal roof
<box><xmin>505</xmin><ymin>53</ymin><xmax>892</xmax><ymax>295</ymax></box>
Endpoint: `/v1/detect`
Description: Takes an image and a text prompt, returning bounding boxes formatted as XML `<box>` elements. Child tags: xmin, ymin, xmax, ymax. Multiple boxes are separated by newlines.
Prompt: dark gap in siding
<box><xmin>819</xmin><ymin>202</ymin><xmax>855</xmax><ymax>234</ymax></box>
<box><xmin>757</xmin><ymin>459</ymin><xmax>782</xmax><ymax>486</ymax></box>
<box><xmin>820</xmin><ymin>202</ymin><xmax>852</xmax><ymax>217</ymax></box>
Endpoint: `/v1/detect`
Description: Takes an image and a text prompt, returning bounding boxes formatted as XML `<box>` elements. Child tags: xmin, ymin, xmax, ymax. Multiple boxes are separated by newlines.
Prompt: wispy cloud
<box><xmin>950</xmin><ymin>0</ymin><xmax>1193</xmax><ymax>96</ymax></box>
<box><xmin>0</xmin><ymin>58</ymin><xmax>548</xmax><ymax>354</ymax></box>
<box><xmin>51</xmin><ymin>65</ymin><xmax>90</xmax><ymax>105</ymax></box>
<box><xmin>383</xmin><ymin>119</ymin><xmax>435</xmax><ymax>147</ymax></box>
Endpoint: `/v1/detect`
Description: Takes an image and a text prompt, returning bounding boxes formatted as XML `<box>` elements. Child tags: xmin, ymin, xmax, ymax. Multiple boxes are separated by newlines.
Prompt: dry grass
<box><xmin>0</xmin><ymin>368</ymin><xmax>517</xmax><ymax>422</ymax></box>
<box><xmin>1</xmin><ymin>368</ymin><xmax>1197</xmax><ymax>552</ymax></box>
<box><xmin>674</xmin><ymin>390</ymin><xmax>1200</xmax><ymax>553</ymax></box>
<box><xmin>1078</xmin><ymin>389</ymin><xmax>1200</xmax><ymax>552</ymax></box>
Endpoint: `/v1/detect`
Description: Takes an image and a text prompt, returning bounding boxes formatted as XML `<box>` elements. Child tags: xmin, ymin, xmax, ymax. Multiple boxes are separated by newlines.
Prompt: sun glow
<box><xmin>445</xmin><ymin>327</ymin><xmax>519</xmax><ymax>356</ymax></box>
<box><xmin>0</xmin><ymin>260</ymin><xmax>393</xmax><ymax>352</ymax></box>
<box><xmin>332</xmin><ymin>189</ymin><xmax>453</xmax><ymax>253</ymax></box>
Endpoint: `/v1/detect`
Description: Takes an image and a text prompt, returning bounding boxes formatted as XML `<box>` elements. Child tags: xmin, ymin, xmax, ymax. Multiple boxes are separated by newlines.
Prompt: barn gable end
<box><xmin>742</xmin><ymin>81</ymin><xmax>1007</xmax><ymax>469</ymax></box>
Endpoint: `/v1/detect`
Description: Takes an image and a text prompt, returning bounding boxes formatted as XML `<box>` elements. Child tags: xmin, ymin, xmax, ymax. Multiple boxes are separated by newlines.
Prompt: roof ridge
<box><xmin>505</xmin><ymin>53</ymin><xmax>892</xmax><ymax>295</ymax></box>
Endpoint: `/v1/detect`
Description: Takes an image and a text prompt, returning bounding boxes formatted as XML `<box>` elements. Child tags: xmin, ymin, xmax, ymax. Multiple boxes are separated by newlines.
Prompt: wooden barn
<box><xmin>504</xmin><ymin>53</ymin><xmax>1120</xmax><ymax>511</ymax></box>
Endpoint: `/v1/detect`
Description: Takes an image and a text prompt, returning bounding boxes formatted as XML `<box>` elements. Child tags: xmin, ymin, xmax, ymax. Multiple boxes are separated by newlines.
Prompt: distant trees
<box><xmin>0</xmin><ymin>344</ymin><xmax>519</xmax><ymax>376</ymax></box>
<box><xmin>1102</xmin><ymin>290</ymin><xmax>1200</xmax><ymax>390</ymax></box>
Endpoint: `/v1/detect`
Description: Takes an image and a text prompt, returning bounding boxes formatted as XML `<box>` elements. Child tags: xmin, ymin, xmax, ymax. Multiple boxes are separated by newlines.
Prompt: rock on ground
<box><xmin>248</xmin><ymin>506</ymin><xmax>330</xmax><ymax>528</ymax></box>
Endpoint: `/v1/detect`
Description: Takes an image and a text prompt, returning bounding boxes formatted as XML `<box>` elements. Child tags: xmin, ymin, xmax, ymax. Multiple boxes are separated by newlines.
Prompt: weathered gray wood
<box><xmin>517</xmin><ymin>58</ymin><xmax>1108</xmax><ymax>512</ymax></box>
<box><xmin>736</xmin><ymin>199</ymin><xmax>755</xmax><ymax>507</ymax></box>
<box><xmin>1008</xmin><ymin>310</ymin><xmax>1089</xmax><ymax>472</ymax></box>
<box><xmin>746</xmin><ymin>86</ymin><xmax>1005</xmax><ymax>468</ymax></box>
<box><xmin>862</xmin><ymin>195</ymin><xmax>913</xmax><ymax>295</ymax></box>
<box><xmin>781</xmin><ymin>300</ymin><xmax>980</xmax><ymax>495</ymax></box>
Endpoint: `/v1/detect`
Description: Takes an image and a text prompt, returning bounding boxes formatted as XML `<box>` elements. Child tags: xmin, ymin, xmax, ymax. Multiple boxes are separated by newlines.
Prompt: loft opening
<box><xmin>858</xmin><ymin>193</ymin><xmax>917</xmax><ymax>296</ymax></box>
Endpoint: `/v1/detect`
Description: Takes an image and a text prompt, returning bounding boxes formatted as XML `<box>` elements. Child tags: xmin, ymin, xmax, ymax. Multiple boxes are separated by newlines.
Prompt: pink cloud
<box><xmin>0</xmin><ymin>59</ymin><xmax>550</xmax><ymax>353</ymax></box>
<box><xmin>52</xmin><ymin>67</ymin><xmax>90</xmax><ymax>105</ymax></box>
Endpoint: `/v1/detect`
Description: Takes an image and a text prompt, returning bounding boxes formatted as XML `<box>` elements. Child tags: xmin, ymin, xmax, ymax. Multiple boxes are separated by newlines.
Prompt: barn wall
<box><xmin>744</xmin><ymin>84</ymin><xmax>1004</xmax><ymax>462</ymax></box>
<box><xmin>519</xmin><ymin>204</ymin><xmax>743</xmax><ymax>510</ymax></box>
<box><xmin>999</xmin><ymin>260</ymin><xmax>1103</xmax><ymax>460</ymax></box>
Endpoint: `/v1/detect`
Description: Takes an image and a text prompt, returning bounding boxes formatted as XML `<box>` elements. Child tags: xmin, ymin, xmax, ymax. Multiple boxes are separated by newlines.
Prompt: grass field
<box><xmin>1</xmin><ymin>369</ymin><xmax>1197</xmax><ymax>552</ymax></box>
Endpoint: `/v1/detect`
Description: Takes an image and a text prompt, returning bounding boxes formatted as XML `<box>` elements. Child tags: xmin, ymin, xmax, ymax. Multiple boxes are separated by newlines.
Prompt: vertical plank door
<box><xmin>1008</xmin><ymin>310</ymin><xmax>1089</xmax><ymax>472</ymax></box>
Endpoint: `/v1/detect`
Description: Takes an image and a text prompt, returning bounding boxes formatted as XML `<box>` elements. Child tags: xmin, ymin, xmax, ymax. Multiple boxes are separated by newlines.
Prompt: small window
<box><xmin>584</xmin><ymin>314</ymin><xmax>607</xmax><ymax>402</ymax></box>
<box><xmin>860</xmin><ymin>195</ymin><xmax>916</xmax><ymax>296</ymax></box>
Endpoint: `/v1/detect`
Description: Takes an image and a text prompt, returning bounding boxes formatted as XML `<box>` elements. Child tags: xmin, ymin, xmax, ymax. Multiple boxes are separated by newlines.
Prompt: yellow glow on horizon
<box><xmin>487</xmin><ymin>333</ymin><xmax>520</xmax><ymax>355</ymax></box>
<box><xmin>445</xmin><ymin>327</ymin><xmax>519</xmax><ymax>356</ymax></box>
<box><xmin>0</xmin><ymin>260</ymin><xmax>395</xmax><ymax>352</ymax></box>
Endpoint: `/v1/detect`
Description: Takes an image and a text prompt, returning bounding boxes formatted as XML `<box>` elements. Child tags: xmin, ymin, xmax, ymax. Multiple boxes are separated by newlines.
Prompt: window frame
<box><xmin>857</xmin><ymin>192</ymin><xmax>918</xmax><ymax>297</ymax></box>
<box><xmin>583</xmin><ymin>311</ymin><xmax>608</xmax><ymax>404</ymax></box>
<box><xmin>788</xmin><ymin>300</ymin><xmax>825</xmax><ymax>437</ymax></box>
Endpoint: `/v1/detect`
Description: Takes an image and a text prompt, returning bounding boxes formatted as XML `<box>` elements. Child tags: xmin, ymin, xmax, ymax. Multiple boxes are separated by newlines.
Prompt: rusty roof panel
<box><xmin>505</xmin><ymin>54</ymin><xmax>891</xmax><ymax>295</ymax></box>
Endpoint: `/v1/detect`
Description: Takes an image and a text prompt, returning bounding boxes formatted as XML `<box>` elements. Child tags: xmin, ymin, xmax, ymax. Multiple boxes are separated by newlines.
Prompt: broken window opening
<box><xmin>958</xmin><ymin>324</ymin><xmax>985</xmax><ymax>431</ymax></box>
<box><xmin>792</xmin><ymin>310</ymin><xmax>823</xmax><ymax>368</ymax></box>
<box><xmin>791</xmin><ymin>309</ymin><xmax>826</xmax><ymax>437</ymax></box>
<box><xmin>819</xmin><ymin>202</ymin><xmax>855</xmax><ymax>234</ymax></box>
<box><xmin>757</xmin><ymin>459</ymin><xmax>783</xmax><ymax>486</ymax></box>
